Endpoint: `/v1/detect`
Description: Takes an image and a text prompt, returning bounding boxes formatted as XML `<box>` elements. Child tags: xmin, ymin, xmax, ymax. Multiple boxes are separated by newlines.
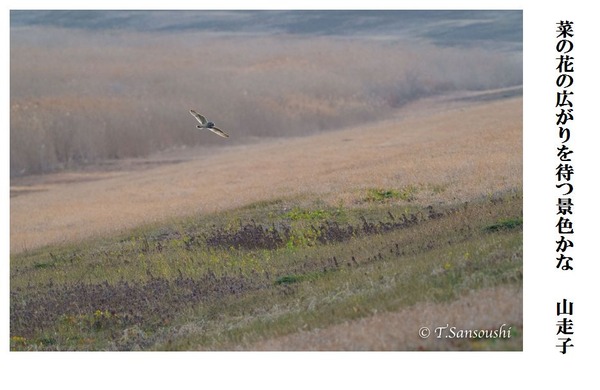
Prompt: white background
<box><xmin>2</xmin><ymin>1</ymin><xmax>598</xmax><ymax>388</ymax></box>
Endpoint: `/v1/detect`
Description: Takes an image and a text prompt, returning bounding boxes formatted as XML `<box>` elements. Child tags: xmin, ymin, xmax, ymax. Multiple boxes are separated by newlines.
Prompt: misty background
<box><xmin>10</xmin><ymin>10</ymin><xmax>522</xmax><ymax>177</ymax></box>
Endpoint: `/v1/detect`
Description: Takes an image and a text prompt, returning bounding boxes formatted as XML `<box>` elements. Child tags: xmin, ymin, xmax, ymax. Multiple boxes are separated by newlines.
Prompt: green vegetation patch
<box><xmin>485</xmin><ymin>217</ymin><xmax>523</xmax><ymax>232</ymax></box>
<box><xmin>284</xmin><ymin>207</ymin><xmax>331</xmax><ymax>221</ymax></box>
<box><xmin>275</xmin><ymin>270</ymin><xmax>325</xmax><ymax>285</ymax></box>
<box><xmin>365</xmin><ymin>186</ymin><xmax>418</xmax><ymax>203</ymax></box>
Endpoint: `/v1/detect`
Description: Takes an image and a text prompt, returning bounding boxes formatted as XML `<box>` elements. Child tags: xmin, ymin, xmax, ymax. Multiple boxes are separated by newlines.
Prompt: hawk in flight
<box><xmin>189</xmin><ymin>109</ymin><xmax>230</xmax><ymax>138</ymax></box>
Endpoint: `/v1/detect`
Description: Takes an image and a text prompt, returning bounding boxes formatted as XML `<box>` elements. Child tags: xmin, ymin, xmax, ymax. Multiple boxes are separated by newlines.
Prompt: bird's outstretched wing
<box><xmin>207</xmin><ymin>126</ymin><xmax>230</xmax><ymax>138</ymax></box>
<box><xmin>189</xmin><ymin>109</ymin><xmax>208</xmax><ymax>125</ymax></box>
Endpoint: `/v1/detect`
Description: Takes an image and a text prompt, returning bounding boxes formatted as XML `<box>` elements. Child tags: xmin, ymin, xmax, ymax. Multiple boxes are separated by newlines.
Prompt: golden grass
<box><xmin>10</xmin><ymin>96</ymin><xmax>522</xmax><ymax>253</ymax></box>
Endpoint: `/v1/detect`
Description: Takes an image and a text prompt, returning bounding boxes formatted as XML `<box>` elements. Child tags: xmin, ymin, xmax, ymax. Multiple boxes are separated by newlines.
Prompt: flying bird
<box><xmin>189</xmin><ymin>109</ymin><xmax>229</xmax><ymax>138</ymax></box>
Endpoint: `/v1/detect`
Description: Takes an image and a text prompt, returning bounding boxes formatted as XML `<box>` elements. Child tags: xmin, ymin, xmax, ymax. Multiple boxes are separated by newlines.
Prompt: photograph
<box><xmin>9</xmin><ymin>9</ymin><xmax>523</xmax><ymax>352</ymax></box>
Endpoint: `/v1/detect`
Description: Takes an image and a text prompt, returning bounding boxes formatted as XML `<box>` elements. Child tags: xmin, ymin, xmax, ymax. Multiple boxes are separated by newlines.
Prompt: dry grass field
<box><xmin>11</xmin><ymin>94</ymin><xmax>521</xmax><ymax>254</ymax></box>
<box><xmin>11</xmin><ymin>25</ymin><xmax>522</xmax><ymax>177</ymax></box>
<box><xmin>10</xmin><ymin>94</ymin><xmax>522</xmax><ymax>351</ymax></box>
<box><xmin>10</xmin><ymin>13</ymin><xmax>522</xmax><ymax>350</ymax></box>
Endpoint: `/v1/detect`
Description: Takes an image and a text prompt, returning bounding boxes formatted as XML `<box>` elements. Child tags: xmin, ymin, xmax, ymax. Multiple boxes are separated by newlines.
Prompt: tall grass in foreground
<box><xmin>10</xmin><ymin>189</ymin><xmax>522</xmax><ymax>350</ymax></box>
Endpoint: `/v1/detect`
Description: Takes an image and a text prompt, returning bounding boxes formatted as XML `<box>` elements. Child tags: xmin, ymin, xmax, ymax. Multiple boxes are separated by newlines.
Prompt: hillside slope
<box><xmin>10</xmin><ymin>95</ymin><xmax>522</xmax><ymax>253</ymax></box>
